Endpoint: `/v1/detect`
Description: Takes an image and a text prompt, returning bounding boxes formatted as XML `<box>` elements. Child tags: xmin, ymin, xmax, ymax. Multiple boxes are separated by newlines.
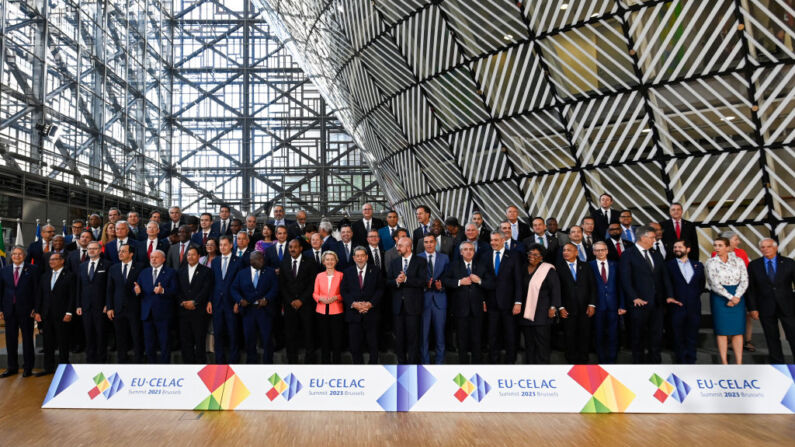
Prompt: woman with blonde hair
<box><xmin>100</xmin><ymin>221</ymin><xmax>116</xmax><ymax>252</ymax></box>
<box><xmin>313</xmin><ymin>250</ymin><xmax>344</xmax><ymax>363</ymax></box>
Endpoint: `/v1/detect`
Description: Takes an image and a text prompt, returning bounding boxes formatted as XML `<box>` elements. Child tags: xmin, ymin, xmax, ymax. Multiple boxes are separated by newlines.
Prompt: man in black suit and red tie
<box><xmin>747</xmin><ymin>238</ymin><xmax>795</xmax><ymax>364</ymax></box>
<box><xmin>341</xmin><ymin>246</ymin><xmax>384</xmax><ymax>364</ymax></box>
<box><xmin>1</xmin><ymin>246</ymin><xmax>41</xmax><ymax>377</ymax></box>
<box><xmin>606</xmin><ymin>223</ymin><xmax>630</xmax><ymax>262</ymax></box>
<box><xmin>590</xmin><ymin>193</ymin><xmax>620</xmax><ymax>239</ymax></box>
<box><xmin>661</xmin><ymin>202</ymin><xmax>699</xmax><ymax>262</ymax></box>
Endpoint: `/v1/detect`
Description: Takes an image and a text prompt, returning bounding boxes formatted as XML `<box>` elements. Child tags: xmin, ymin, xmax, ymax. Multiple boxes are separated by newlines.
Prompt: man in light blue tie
<box><xmin>566</xmin><ymin>225</ymin><xmax>593</xmax><ymax>263</ymax></box>
<box><xmin>619</xmin><ymin>210</ymin><xmax>637</xmax><ymax>243</ymax></box>
<box><xmin>418</xmin><ymin>235</ymin><xmax>449</xmax><ymax>364</ymax></box>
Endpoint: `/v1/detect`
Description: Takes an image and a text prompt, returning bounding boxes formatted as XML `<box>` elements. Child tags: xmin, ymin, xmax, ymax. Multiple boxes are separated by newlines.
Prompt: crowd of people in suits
<box><xmin>1</xmin><ymin>194</ymin><xmax>793</xmax><ymax>377</ymax></box>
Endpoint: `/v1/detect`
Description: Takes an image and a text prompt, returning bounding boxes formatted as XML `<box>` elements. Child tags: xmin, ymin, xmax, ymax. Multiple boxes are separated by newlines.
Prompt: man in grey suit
<box><xmin>166</xmin><ymin>226</ymin><xmax>197</xmax><ymax>270</ymax></box>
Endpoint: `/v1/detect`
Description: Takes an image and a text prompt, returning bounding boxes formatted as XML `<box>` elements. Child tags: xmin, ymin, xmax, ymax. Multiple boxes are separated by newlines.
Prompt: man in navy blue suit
<box><xmin>389</xmin><ymin>237</ymin><xmax>427</xmax><ymax>364</ymax></box>
<box><xmin>126</xmin><ymin>211</ymin><xmax>147</xmax><ymax>242</ymax></box>
<box><xmin>590</xmin><ymin>242</ymin><xmax>625</xmax><ymax>364</ymax></box>
<box><xmin>65</xmin><ymin>219</ymin><xmax>85</xmax><ymax>248</ymax></box>
<box><xmin>341</xmin><ymin>247</ymin><xmax>384</xmax><ymax>364</ymax></box>
<box><xmin>34</xmin><ymin>252</ymin><xmax>74</xmax><ymax>375</ymax></box>
<box><xmin>318</xmin><ymin>220</ymin><xmax>339</xmax><ymax>253</ymax></box>
<box><xmin>557</xmin><ymin>243</ymin><xmax>597</xmax><ymax>364</ymax></box>
<box><xmin>136</xmin><ymin>221</ymin><xmax>170</xmax><ymax>270</ymax></box>
<box><xmin>26</xmin><ymin>223</ymin><xmax>55</xmax><ymax>267</ymax></box>
<box><xmin>209</xmin><ymin>235</ymin><xmax>243</xmax><ymax>363</ymax></box>
<box><xmin>0</xmin><ymin>246</ymin><xmax>40</xmax><ymax>377</ymax></box>
<box><xmin>267</xmin><ymin>204</ymin><xmax>293</xmax><ymax>228</ymax></box>
<box><xmin>265</xmin><ymin>225</ymin><xmax>290</xmax><ymax>269</ymax></box>
<box><xmin>233</xmin><ymin>231</ymin><xmax>254</xmax><ymax>268</ymax></box>
<box><xmin>76</xmin><ymin>241</ymin><xmax>110</xmax><ymax>363</ymax></box>
<box><xmin>104</xmin><ymin>221</ymin><xmax>137</xmax><ymax>266</ymax></box>
<box><xmin>620</xmin><ymin>225</ymin><xmax>674</xmax><ymax>364</ymax></box>
<box><xmin>454</xmin><ymin>223</ymin><xmax>488</xmax><ymax>262</ymax></box>
<box><xmin>159</xmin><ymin>206</ymin><xmax>185</xmax><ymax>240</ymax></box>
<box><xmin>499</xmin><ymin>221</ymin><xmax>525</xmax><ymax>256</ymax></box>
<box><xmin>418</xmin><ymin>235</ymin><xmax>449</xmax><ymax>364</ymax></box>
<box><xmin>210</xmin><ymin>205</ymin><xmax>232</xmax><ymax>236</ymax></box>
<box><xmin>618</xmin><ymin>210</ymin><xmax>639</xmax><ymax>244</ymax></box>
<box><xmin>666</xmin><ymin>240</ymin><xmax>706</xmax><ymax>364</ymax></box>
<box><xmin>191</xmin><ymin>212</ymin><xmax>218</xmax><ymax>251</ymax></box>
<box><xmin>231</xmin><ymin>251</ymin><xmax>278</xmax><ymax>363</ymax></box>
<box><xmin>485</xmin><ymin>230</ymin><xmax>522</xmax><ymax>364</ymax></box>
<box><xmin>303</xmin><ymin>233</ymin><xmax>326</xmax><ymax>274</ymax></box>
<box><xmin>335</xmin><ymin>224</ymin><xmax>356</xmax><ymax>271</ymax></box>
<box><xmin>133</xmin><ymin>249</ymin><xmax>177</xmax><ymax>364</ymax></box>
<box><xmin>106</xmin><ymin>243</ymin><xmax>144</xmax><ymax>363</ymax></box>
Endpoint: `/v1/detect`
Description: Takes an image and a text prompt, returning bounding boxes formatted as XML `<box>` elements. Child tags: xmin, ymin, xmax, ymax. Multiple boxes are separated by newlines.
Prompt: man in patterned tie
<box><xmin>0</xmin><ymin>246</ymin><xmax>40</xmax><ymax>377</ymax></box>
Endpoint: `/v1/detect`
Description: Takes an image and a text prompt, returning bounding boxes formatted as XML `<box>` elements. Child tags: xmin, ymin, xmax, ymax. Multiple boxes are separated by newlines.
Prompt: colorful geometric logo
<box><xmin>377</xmin><ymin>365</ymin><xmax>436</xmax><ymax>412</ymax></box>
<box><xmin>88</xmin><ymin>372</ymin><xmax>124</xmax><ymax>400</ymax></box>
<box><xmin>266</xmin><ymin>373</ymin><xmax>302</xmax><ymax>401</ymax></box>
<box><xmin>772</xmin><ymin>364</ymin><xmax>795</xmax><ymax>413</ymax></box>
<box><xmin>568</xmin><ymin>365</ymin><xmax>635</xmax><ymax>413</ymax></box>
<box><xmin>194</xmin><ymin>365</ymin><xmax>250</xmax><ymax>410</ymax></box>
<box><xmin>43</xmin><ymin>364</ymin><xmax>79</xmax><ymax>405</ymax></box>
<box><xmin>649</xmin><ymin>373</ymin><xmax>691</xmax><ymax>403</ymax></box>
<box><xmin>453</xmin><ymin>373</ymin><xmax>490</xmax><ymax>403</ymax></box>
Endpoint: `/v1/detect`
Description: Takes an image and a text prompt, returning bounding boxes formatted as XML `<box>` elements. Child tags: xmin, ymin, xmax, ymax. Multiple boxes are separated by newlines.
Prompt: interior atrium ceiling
<box><xmin>257</xmin><ymin>0</ymin><xmax>795</xmax><ymax>257</ymax></box>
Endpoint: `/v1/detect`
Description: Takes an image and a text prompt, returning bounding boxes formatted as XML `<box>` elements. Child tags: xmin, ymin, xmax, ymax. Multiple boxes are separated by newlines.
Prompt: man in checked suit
<box><xmin>443</xmin><ymin>241</ymin><xmax>494</xmax><ymax>364</ymax></box>
<box><xmin>34</xmin><ymin>252</ymin><xmax>74</xmax><ymax>375</ymax></box>
<box><xmin>209</xmin><ymin>235</ymin><xmax>243</xmax><ymax>364</ymax></box>
<box><xmin>105</xmin><ymin>243</ymin><xmax>144</xmax><ymax>364</ymax></box>
<box><xmin>0</xmin><ymin>246</ymin><xmax>40</xmax><ymax>377</ymax></box>
<box><xmin>341</xmin><ymin>246</ymin><xmax>384</xmax><ymax>364</ymax></box>
<box><xmin>389</xmin><ymin>237</ymin><xmax>427</xmax><ymax>364</ymax></box>
<box><xmin>177</xmin><ymin>246</ymin><xmax>213</xmax><ymax>364</ymax></box>
<box><xmin>279</xmin><ymin>239</ymin><xmax>318</xmax><ymax>363</ymax></box>
<box><xmin>484</xmin><ymin>230</ymin><xmax>522</xmax><ymax>364</ymax></box>
<box><xmin>620</xmin><ymin>225</ymin><xmax>674</xmax><ymax>364</ymax></box>
<box><xmin>76</xmin><ymin>241</ymin><xmax>109</xmax><ymax>363</ymax></box>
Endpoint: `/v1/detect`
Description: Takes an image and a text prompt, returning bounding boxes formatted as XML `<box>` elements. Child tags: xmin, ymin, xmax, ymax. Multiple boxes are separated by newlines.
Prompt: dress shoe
<box><xmin>0</xmin><ymin>370</ymin><xmax>18</xmax><ymax>378</ymax></box>
<box><xmin>22</xmin><ymin>370</ymin><xmax>33</xmax><ymax>378</ymax></box>
<box><xmin>35</xmin><ymin>370</ymin><xmax>55</xmax><ymax>377</ymax></box>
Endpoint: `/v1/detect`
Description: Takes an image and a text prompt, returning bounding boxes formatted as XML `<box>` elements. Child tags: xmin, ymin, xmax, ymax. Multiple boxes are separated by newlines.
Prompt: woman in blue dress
<box><xmin>705</xmin><ymin>236</ymin><xmax>749</xmax><ymax>364</ymax></box>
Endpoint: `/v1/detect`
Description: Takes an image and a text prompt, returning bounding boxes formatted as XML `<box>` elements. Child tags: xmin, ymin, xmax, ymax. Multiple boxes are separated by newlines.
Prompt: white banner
<box><xmin>42</xmin><ymin>363</ymin><xmax>795</xmax><ymax>414</ymax></box>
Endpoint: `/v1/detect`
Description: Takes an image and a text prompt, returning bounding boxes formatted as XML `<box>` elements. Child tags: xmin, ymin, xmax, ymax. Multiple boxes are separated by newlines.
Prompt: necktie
<box><xmin>586</xmin><ymin>235</ymin><xmax>592</xmax><ymax>248</ymax></box>
<box><xmin>43</xmin><ymin>241</ymin><xmax>49</xmax><ymax>253</ymax></box>
<box><xmin>428</xmin><ymin>254</ymin><xmax>434</xmax><ymax>278</ymax></box>
<box><xmin>494</xmin><ymin>251</ymin><xmax>501</xmax><ymax>275</ymax></box>
<box><xmin>505</xmin><ymin>242</ymin><xmax>510</xmax><ymax>252</ymax></box>
<box><xmin>655</xmin><ymin>241</ymin><xmax>663</xmax><ymax>257</ymax></box>
<box><xmin>423</xmin><ymin>225</ymin><xmax>428</xmax><ymax>235</ymax></box>
<box><xmin>292</xmin><ymin>259</ymin><xmax>298</xmax><ymax>278</ymax></box>
<box><xmin>345</xmin><ymin>244</ymin><xmax>350</xmax><ymax>261</ymax></box>
<box><xmin>147</xmin><ymin>240</ymin><xmax>154</xmax><ymax>258</ymax></box>
<box><xmin>403</xmin><ymin>258</ymin><xmax>408</xmax><ymax>273</ymax></box>
<box><xmin>569</xmin><ymin>262</ymin><xmax>577</xmax><ymax>280</ymax></box>
<box><xmin>366</xmin><ymin>221</ymin><xmax>370</xmax><ymax>233</ymax></box>
<box><xmin>466</xmin><ymin>263</ymin><xmax>471</xmax><ymax>276</ymax></box>
<box><xmin>315</xmin><ymin>251</ymin><xmax>320</xmax><ymax>264</ymax></box>
<box><xmin>222</xmin><ymin>257</ymin><xmax>228</xmax><ymax>279</ymax></box>
<box><xmin>601</xmin><ymin>262</ymin><xmax>608</xmax><ymax>284</ymax></box>
<box><xmin>577</xmin><ymin>244</ymin><xmax>586</xmax><ymax>261</ymax></box>
<box><xmin>221</xmin><ymin>221</ymin><xmax>227</xmax><ymax>234</ymax></box>
<box><xmin>81</xmin><ymin>249</ymin><xmax>87</xmax><ymax>262</ymax></box>
<box><xmin>238</xmin><ymin>249</ymin><xmax>243</xmax><ymax>258</ymax></box>
<box><xmin>189</xmin><ymin>267</ymin><xmax>194</xmax><ymax>285</ymax></box>
<box><xmin>767</xmin><ymin>259</ymin><xmax>776</xmax><ymax>282</ymax></box>
<box><xmin>644</xmin><ymin>250</ymin><xmax>654</xmax><ymax>269</ymax></box>
<box><xmin>625</xmin><ymin>228</ymin><xmax>632</xmax><ymax>241</ymax></box>
<box><xmin>51</xmin><ymin>271</ymin><xmax>58</xmax><ymax>290</ymax></box>
<box><xmin>675</xmin><ymin>220</ymin><xmax>681</xmax><ymax>239</ymax></box>
<box><xmin>180</xmin><ymin>244</ymin><xmax>186</xmax><ymax>262</ymax></box>
<box><xmin>278</xmin><ymin>244</ymin><xmax>283</xmax><ymax>261</ymax></box>
<box><xmin>203</xmin><ymin>232</ymin><xmax>208</xmax><ymax>244</ymax></box>
<box><xmin>122</xmin><ymin>263</ymin><xmax>128</xmax><ymax>280</ymax></box>
<box><xmin>89</xmin><ymin>261</ymin><xmax>95</xmax><ymax>280</ymax></box>
<box><xmin>537</xmin><ymin>236</ymin><xmax>544</xmax><ymax>246</ymax></box>
<box><xmin>358</xmin><ymin>269</ymin><xmax>364</xmax><ymax>288</ymax></box>
<box><xmin>373</xmin><ymin>249</ymin><xmax>381</xmax><ymax>269</ymax></box>
<box><xmin>153</xmin><ymin>268</ymin><xmax>158</xmax><ymax>284</ymax></box>
<box><xmin>253</xmin><ymin>269</ymin><xmax>260</xmax><ymax>288</ymax></box>
<box><xmin>616</xmin><ymin>240</ymin><xmax>622</xmax><ymax>256</ymax></box>
<box><xmin>603</xmin><ymin>209</ymin><xmax>607</xmax><ymax>219</ymax></box>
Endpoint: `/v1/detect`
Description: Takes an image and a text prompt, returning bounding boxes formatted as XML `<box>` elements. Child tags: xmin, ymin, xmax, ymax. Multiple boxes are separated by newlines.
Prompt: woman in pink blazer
<box><xmin>313</xmin><ymin>250</ymin><xmax>344</xmax><ymax>363</ymax></box>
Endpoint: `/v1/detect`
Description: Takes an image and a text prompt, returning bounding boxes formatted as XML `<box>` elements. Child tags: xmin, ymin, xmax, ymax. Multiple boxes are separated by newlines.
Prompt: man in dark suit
<box><xmin>243</xmin><ymin>215</ymin><xmax>262</xmax><ymax>244</ymax></box>
<box><xmin>280</xmin><ymin>239</ymin><xmax>317</xmax><ymax>363</ymax></box>
<box><xmin>318</xmin><ymin>220</ymin><xmax>339</xmax><ymax>253</ymax></box>
<box><xmin>192</xmin><ymin>213</ymin><xmax>218</xmax><ymax>250</ymax></box>
<box><xmin>176</xmin><ymin>246</ymin><xmax>212</xmax><ymax>364</ymax></box>
<box><xmin>303</xmin><ymin>233</ymin><xmax>326</xmax><ymax>274</ymax></box>
<box><xmin>365</xmin><ymin>230</ymin><xmax>386</xmax><ymax>273</ymax></box>
<box><xmin>471</xmin><ymin>211</ymin><xmax>491</xmax><ymax>244</ymax></box>
<box><xmin>590</xmin><ymin>193</ymin><xmax>620</xmax><ymax>239</ymax></box>
<box><xmin>581</xmin><ymin>216</ymin><xmax>598</xmax><ymax>254</ymax></box>
<box><xmin>286</xmin><ymin>210</ymin><xmax>308</xmax><ymax>240</ymax></box>
<box><xmin>34</xmin><ymin>252</ymin><xmax>74</xmax><ymax>375</ymax></box>
<box><xmin>498</xmin><ymin>221</ymin><xmax>525</xmax><ymax>257</ymax></box>
<box><xmin>88</xmin><ymin>214</ymin><xmax>103</xmax><ymax>241</ymax></box>
<box><xmin>590</xmin><ymin>242</ymin><xmax>624</xmax><ymax>364</ymax></box>
<box><xmin>378</xmin><ymin>211</ymin><xmax>400</xmax><ymax>251</ymax></box>
<box><xmin>389</xmin><ymin>237</ymin><xmax>427</xmax><ymax>364</ymax></box>
<box><xmin>506</xmin><ymin>205</ymin><xmax>531</xmax><ymax>242</ymax></box>
<box><xmin>618</xmin><ymin>210</ymin><xmax>639</xmax><ymax>244</ymax></box>
<box><xmin>619</xmin><ymin>225</ymin><xmax>674</xmax><ymax>364</ymax></box>
<box><xmin>352</xmin><ymin>203</ymin><xmax>385</xmax><ymax>247</ymax></box>
<box><xmin>137</xmin><ymin>221</ymin><xmax>170</xmax><ymax>270</ymax></box>
<box><xmin>443</xmin><ymin>241</ymin><xmax>493</xmax><ymax>364</ymax></box>
<box><xmin>159</xmin><ymin>206</ymin><xmax>185</xmax><ymax>240</ymax></box>
<box><xmin>416</xmin><ymin>219</ymin><xmax>454</xmax><ymax>259</ymax></box>
<box><xmin>265</xmin><ymin>225</ymin><xmax>290</xmax><ymax>270</ymax></box>
<box><xmin>233</xmin><ymin>231</ymin><xmax>254</xmax><ymax>268</ymax></box>
<box><xmin>0</xmin><ymin>246</ymin><xmax>40</xmax><ymax>377</ymax></box>
<box><xmin>65</xmin><ymin>219</ymin><xmax>85</xmax><ymax>248</ymax></box>
<box><xmin>484</xmin><ymin>230</ymin><xmax>522</xmax><ymax>364</ymax></box>
<box><xmin>209</xmin><ymin>235</ymin><xmax>243</xmax><ymax>363</ymax></box>
<box><xmin>231</xmin><ymin>251</ymin><xmax>279</xmax><ymax>364</ymax></box>
<box><xmin>747</xmin><ymin>238</ymin><xmax>795</xmax><ymax>364</ymax></box>
<box><xmin>104</xmin><ymin>221</ymin><xmax>137</xmax><ymax>266</ymax></box>
<box><xmin>418</xmin><ymin>234</ymin><xmax>450</xmax><ymax>365</ymax></box>
<box><xmin>134</xmin><ymin>249</ymin><xmax>177</xmax><ymax>364</ymax></box>
<box><xmin>557</xmin><ymin>243</ymin><xmax>597</xmax><ymax>363</ymax></box>
<box><xmin>26</xmin><ymin>223</ymin><xmax>55</xmax><ymax>267</ymax></box>
<box><xmin>661</xmin><ymin>203</ymin><xmax>699</xmax><ymax>262</ymax></box>
<box><xmin>126</xmin><ymin>211</ymin><xmax>147</xmax><ymax>242</ymax></box>
<box><xmin>605</xmin><ymin>223</ymin><xmax>629</xmax><ymax>262</ymax></box>
<box><xmin>412</xmin><ymin>205</ymin><xmax>433</xmax><ymax>244</ymax></box>
<box><xmin>41</xmin><ymin>235</ymin><xmax>67</xmax><ymax>274</ymax></box>
<box><xmin>210</xmin><ymin>205</ymin><xmax>232</xmax><ymax>236</ymax></box>
<box><xmin>334</xmin><ymin>224</ymin><xmax>356</xmax><ymax>271</ymax></box>
<box><xmin>166</xmin><ymin>225</ymin><xmax>196</xmax><ymax>270</ymax></box>
<box><xmin>566</xmin><ymin>225</ymin><xmax>595</xmax><ymax>263</ymax></box>
<box><xmin>666</xmin><ymin>240</ymin><xmax>706</xmax><ymax>364</ymax></box>
<box><xmin>76</xmin><ymin>241</ymin><xmax>109</xmax><ymax>363</ymax></box>
<box><xmin>456</xmin><ymin>223</ymin><xmax>488</xmax><ymax>262</ymax></box>
<box><xmin>267</xmin><ymin>204</ymin><xmax>293</xmax><ymax>229</ymax></box>
<box><xmin>67</xmin><ymin>230</ymin><xmax>93</xmax><ymax>273</ymax></box>
<box><xmin>649</xmin><ymin>222</ymin><xmax>669</xmax><ymax>261</ymax></box>
<box><xmin>523</xmin><ymin>217</ymin><xmax>559</xmax><ymax>263</ymax></box>
<box><xmin>105</xmin><ymin>243</ymin><xmax>144</xmax><ymax>364</ymax></box>
<box><xmin>341</xmin><ymin>246</ymin><xmax>384</xmax><ymax>364</ymax></box>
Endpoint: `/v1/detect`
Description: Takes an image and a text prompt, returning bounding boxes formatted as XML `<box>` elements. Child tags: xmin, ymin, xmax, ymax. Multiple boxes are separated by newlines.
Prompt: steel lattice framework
<box><xmin>1</xmin><ymin>0</ymin><xmax>387</xmax><ymax>218</ymax></box>
<box><xmin>257</xmin><ymin>0</ymin><xmax>795</xmax><ymax>258</ymax></box>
